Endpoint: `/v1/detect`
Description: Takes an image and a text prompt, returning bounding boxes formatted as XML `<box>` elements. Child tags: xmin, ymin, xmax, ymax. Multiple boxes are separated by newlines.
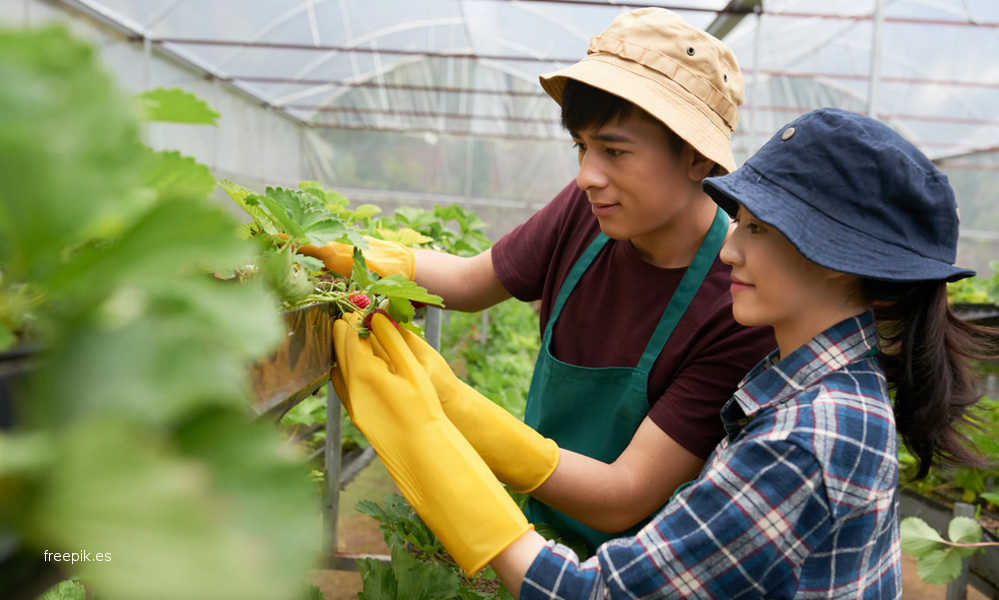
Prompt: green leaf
<box><xmin>367</xmin><ymin>276</ymin><xmax>444</xmax><ymax>306</ymax></box>
<box><xmin>263</xmin><ymin>248</ymin><xmax>314</xmax><ymax>305</ymax></box>
<box><xmin>0</xmin><ymin>26</ymin><xmax>146</xmax><ymax>283</ymax></box>
<box><xmin>351</xmin><ymin>249</ymin><xmax>377</xmax><ymax>291</ymax></box>
<box><xmin>357</xmin><ymin>557</ymin><xmax>397</xmax><ymax>600</ymax></box>
<box><xmin>219</xmin><ymin>180</ymin><xmax>278</xmax><ymax>235</ymax></box>
<box><xmin>292</xmin><ymin>254</ymin><xmax>325</xmax><ymax>272</ymax></box>
<box><xmin>143</xmin><ymin>149</ymin><xmax>216</xmax><ymax>200</ymax></box>
<box><xmin>45</xmin><ymin>196</ymin><xmax>258</xmax><ymax>305</ymax></box>
<box><xmin>29</xmin><ymin>417</ymin><xmax>319</xmax><ymax>600</ymax></box>
<box><xmin>386</xmin><ymin>297</ymin><xmax>416</xmax><ymax>324</ymax></box>
<box><xmin>27</xmin><ymin>278</ymin><xmax>284</xmax><ymax>427</ymax></box>
<box><xmin>916</xmin><ymin>547</ymin><xmax>964</xmax><ymax>585</ymax></box>
<box><xmin>253</xmin><ymin>191</ymin><xmax>307</xmax><ymax>240</ymax></box>
<box><xmin>38</xmin><ymin>578</ymin><xmax>86</xmax><ymax>600</ymax></box>
<box><xmin>981</xmin><ymin>491</ymin><xmax>999</xmax><ymax>505</ymax></box>
<box><xmin>949</xmin><ymin>516</ymin><xmax>983</xmax><ymax>544</ymax></box>
<box><xmin>352</xmin><ymin>204</ymin><xmax>382</xmax><ymax>220</ymax></box>
<box><xmin>0</xmin><ymin>431</ymin><xmax>54</xmax><ymax>476</ymax></box>
<box><xmin>304</xmin><ymin>218</ymin><xmax>349</xmax><ymax>246</ymax></box>
<box><xmin>900</xmin><ymin>517</ymin><xmax>946</xmax><ymax>557</ymax></box>
<box><xmin>136</xmin><ymin>87</ymin><xmax>220</xmax><ymax>124</ymax></box>
<box><xmin>391</xmin><ymin>545</ymin><xmax>461</xmax><ymax>600</ymax></box>
<box><xmin>949</xmin><ymin>516</ymin><xmax>984</xmax><ymax>558</ymax></box>
<box><xmin>377</xmin><ymin>227</ymin><xmax>433</xmax><ymax>246</ymax></box>
<box><xmin>324</xmin><ymin>188</ymin><xmax>351</xmax><ymax>211</ymax></box>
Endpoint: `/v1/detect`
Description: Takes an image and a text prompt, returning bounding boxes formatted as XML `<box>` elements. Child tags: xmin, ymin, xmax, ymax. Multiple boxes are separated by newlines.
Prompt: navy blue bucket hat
<box><xmin>703</xmin><ymin>108</ymin><xmax>974</xmax><ymax>282</ymax></box>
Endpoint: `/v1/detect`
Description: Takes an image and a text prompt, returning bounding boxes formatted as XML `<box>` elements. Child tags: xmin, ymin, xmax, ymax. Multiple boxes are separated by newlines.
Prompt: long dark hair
<box><xmin>863</xmin><ymin>279</ymin><xmax>999</xmax><ymax>479</ymax></box>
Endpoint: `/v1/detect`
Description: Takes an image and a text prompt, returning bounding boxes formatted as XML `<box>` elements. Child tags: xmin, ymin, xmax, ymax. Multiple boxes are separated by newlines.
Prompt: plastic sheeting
<box><xmin>4</xmin><ymin>0</ymin><xmax>998</xmax><ymax>267</ymax></box>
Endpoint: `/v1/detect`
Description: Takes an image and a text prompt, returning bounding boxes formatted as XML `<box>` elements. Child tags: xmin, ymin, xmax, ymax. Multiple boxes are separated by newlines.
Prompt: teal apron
<box><xmin>523</xmin><ymin>207</ymin><xmax>728</xmax><ymax>552</ymax></box>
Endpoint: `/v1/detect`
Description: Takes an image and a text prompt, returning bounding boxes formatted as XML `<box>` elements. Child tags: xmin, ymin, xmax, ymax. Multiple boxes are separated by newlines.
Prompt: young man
<box><xmin>317</xmin><ymin>8</ymin><xmax>774</xmax><ymax>551</ymax></box>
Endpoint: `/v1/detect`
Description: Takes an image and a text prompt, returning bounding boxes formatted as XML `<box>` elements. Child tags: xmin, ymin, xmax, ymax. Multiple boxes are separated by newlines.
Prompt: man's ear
<box><xmin>687</xmin><ymin>148</ymin><xmax>716</xmax><ymax>183</ymax></box>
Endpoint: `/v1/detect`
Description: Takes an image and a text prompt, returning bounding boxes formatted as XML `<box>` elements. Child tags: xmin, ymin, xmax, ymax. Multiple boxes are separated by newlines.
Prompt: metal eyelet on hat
<box><xmin>781</xmin><ymin>127</ymin><xmax>796</xmax><ymax>141</ymax></box>
<box><xmin>723</xmin><ymin>74</ymin><xmax>728</xmax><ymax>82</ymax></box>
<box><xmin>686</xmin><ymin>46</ymin><xmax>695</xmax><ymax>56</ymax></box>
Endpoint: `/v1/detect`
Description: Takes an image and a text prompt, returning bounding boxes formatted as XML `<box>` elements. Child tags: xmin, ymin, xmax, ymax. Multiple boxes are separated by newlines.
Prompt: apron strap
<box><xmin>634</xmin><ymin>207</ymin><xmax>729</xmax><ymax>375</ymax></box>
<box><xmin>542</xmin><ymin>232</ymin><xmax>611</xmax><ymax>343</ymax></box>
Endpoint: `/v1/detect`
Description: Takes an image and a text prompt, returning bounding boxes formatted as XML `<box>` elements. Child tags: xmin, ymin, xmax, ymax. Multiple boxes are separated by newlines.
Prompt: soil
<box><xmin>310</xmin><ymin>457</ymin><xmax>991</xmax><ymax>600</ymax></box>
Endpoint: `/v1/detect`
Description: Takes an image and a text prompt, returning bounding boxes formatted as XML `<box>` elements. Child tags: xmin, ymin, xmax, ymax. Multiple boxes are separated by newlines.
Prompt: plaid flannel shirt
<box><xmin>522</xmin><ymin>311</ymin><xmax>901</xmax><ymax>599</ymax></box>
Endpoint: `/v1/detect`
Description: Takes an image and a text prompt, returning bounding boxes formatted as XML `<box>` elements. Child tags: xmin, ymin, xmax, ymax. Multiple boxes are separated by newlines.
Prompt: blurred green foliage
<box><xmin>947</xmin><ymin>262</ymin><xmax>999</xmax><ymax>304</ymax></box>
<box><xmin>0</xmin><ymin>26</ymin><xmax>321</xmax><ymax>599</ymax></box>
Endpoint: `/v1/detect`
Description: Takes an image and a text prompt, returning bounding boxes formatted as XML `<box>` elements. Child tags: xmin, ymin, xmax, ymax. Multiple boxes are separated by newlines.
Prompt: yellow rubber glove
<box><xmin>395</xmin><ymin>327</ymin><xmax>560</xmax><ymax>493</ymax></box>
<box><xmin>299</xmin><ymin>236</ymin><xmax>414</xmax><ymax>279</ymax></box>
<box><xmin>333</xmin><ymin>313</ymin><xmax>531</xmax><ymax>576</ymax></box>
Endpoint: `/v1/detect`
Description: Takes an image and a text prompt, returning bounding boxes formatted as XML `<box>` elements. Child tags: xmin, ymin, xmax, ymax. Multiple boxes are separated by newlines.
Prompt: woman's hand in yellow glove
<box><xmin>332</xmin><ymin>313</ymin><xmax>531</xmax><ymax>576</ymax></box>
<box><xmin>393</xmin><ymin>325</ymin><xmax>559</xmax><ymax>493</ymax></box>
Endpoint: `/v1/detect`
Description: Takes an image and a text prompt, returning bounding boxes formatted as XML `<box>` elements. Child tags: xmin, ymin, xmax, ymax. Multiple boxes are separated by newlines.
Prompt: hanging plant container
<box><xmin>249</xmin><ymin>302</ymin><xmax>337</xmax><ymax>419</ymax></box>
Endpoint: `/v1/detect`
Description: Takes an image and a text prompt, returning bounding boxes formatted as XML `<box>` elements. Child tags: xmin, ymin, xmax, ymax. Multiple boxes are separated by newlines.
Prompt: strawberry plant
<box><xmin>356</xmin><ymin>493</ymin><xmax>513</xmax><ymax>600</ymax></box>
<box><xmin>219</xmin><ymin>179</ymin><xmax>444</xmax><ymax>333</ymax></box>
<box><xmin>901</xmin><ymin>515</ymin><xmax>999</xmax><ymax>584</ymax></box>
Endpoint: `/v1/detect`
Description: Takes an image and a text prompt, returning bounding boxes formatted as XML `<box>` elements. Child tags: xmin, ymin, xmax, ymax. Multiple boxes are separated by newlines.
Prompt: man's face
<box><xmin>571</xmin><ymin>111</ymin><xmax>696</xmax><ymax>245</ymax></box>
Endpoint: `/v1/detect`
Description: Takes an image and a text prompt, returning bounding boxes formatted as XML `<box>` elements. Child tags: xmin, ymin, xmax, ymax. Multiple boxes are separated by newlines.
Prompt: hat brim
<box><xmin>703</xmin><ymin>165</ymin><xmax>976</xmax><ymax>282</ymax></box>
<box><xmin>540</xmin><ymin>54</ymin><xmax>736</xmax><ymax>174</ymax></box>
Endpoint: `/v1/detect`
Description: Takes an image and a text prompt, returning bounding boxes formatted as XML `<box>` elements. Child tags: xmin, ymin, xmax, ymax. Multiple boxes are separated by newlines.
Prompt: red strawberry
<box><xmin>349</xmin><ymin>293</ymin><xmax>370</xmax><ymax>310</ymax></box>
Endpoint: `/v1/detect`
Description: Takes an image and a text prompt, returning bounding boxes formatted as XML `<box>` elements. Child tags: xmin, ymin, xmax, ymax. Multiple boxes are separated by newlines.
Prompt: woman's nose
<box><xmin>719</xmin><ymin>234</ymin><xmax>741</xmax><ymax>267</ymax></box>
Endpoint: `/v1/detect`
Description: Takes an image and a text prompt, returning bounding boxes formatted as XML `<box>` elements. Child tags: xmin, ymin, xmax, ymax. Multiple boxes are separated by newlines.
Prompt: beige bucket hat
<box><xmin>540</xmin><ymin>7</ymin><xmax>744</xmax><ymax>173</ymax></box>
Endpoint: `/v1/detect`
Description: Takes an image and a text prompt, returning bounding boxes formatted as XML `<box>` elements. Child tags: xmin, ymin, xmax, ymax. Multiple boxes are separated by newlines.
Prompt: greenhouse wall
<box><xmin>2</xmin><ymin>0</ymin><xmax>308</xmax><ymax>221</ymax></box>
<box><xmin>7</xmin><ymin>1</ymin><xmax>999</xmax><ymax>261</ymax></box>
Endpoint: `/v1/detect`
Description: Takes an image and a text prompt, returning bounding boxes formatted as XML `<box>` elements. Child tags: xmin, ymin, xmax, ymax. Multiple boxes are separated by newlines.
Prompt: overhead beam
<box><xmin>705</xmin><ymin>0</ymin><xmax>762</xmax><ymax>39</ymax></box>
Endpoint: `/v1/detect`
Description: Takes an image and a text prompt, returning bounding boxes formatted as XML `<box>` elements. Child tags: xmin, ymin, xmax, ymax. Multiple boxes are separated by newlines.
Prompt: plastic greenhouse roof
<box><xmin>61</xmin><ymin>0</ymin><xmax>999</xmax><ymax>164</ymax></box>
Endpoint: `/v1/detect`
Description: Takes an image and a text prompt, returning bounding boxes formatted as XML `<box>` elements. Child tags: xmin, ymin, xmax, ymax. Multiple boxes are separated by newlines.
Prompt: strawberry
<box><xmin>348</xmin><ymin>293</ymin><xmax>370</xmax><ymax>310</ymax></box>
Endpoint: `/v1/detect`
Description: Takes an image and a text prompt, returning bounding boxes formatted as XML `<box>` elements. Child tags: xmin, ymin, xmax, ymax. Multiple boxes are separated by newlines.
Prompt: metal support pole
<box><xmin>867</xmin><ymin>0</ymin><xmax>885</xmax><ymax>117</ymax></box>
<box><xmin>143</xmin><ymin>34</ymin><xmax>152</xmax><ymax>91</ymax></box>
<box><xmin>324</xmin><ymin>381</ymin><xmax>343</xmax><ymax>567</ymax></box>
<box><xmin>946</xmin><ymin>502</ymin><xmax>976</xmax><ymax>600</ymax></box>
<box><xmin>750</xmin><ymin>7</ymin><xmax>763</xmax><ymax>147</ymax></box>
<box><xmin>425</xmin><ymin>306</ymin><xmax>442</xmax><ymax>351</ymax></box>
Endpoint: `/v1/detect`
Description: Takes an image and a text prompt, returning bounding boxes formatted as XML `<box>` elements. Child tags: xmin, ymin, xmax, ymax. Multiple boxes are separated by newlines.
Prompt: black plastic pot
<box><xmin>0</xmin><ymin>344</ymin><xmax>39</xmax><ymax>431</ymax></box>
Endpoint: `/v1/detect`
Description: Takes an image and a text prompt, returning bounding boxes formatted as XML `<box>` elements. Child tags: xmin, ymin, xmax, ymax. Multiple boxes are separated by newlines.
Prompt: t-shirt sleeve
<box><xmin>648</xmin><ymin>303</ymin><xmax>776</xmax><ymax>460</ymax></box>
<box><xmin>492</xmin><ymin>181</ymin><xmax>580</xmax><ymax>301</ymax></box>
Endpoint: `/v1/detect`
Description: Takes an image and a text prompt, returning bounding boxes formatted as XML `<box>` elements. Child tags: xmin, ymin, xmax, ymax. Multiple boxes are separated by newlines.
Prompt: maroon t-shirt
<box><xmin>492</xmin><ymin>181</ymin><xmax>776</xmax><ymax>460</ymax></box>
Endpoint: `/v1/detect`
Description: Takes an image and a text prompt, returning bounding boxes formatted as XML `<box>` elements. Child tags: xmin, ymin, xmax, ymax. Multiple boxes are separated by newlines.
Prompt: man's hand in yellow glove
<box><xmin>394</xmin><ymin>325</ymin><xmax>560</xmax><ymax>493</ymax></box>
<box><xmin>332</xmin><ymin>313</ymin><xmax>531</xmax><ymax>576</ymax></box>
<box><xmin>299</xmin><ymin>236</ymin><xmax>414</xmax><ymax>279</ymax></box>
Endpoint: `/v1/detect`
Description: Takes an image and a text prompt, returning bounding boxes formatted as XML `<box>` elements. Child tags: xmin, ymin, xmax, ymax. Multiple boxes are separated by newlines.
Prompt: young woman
<box><xmin>333</xmin><ymin>108</ymin><xmax>997</xmax><ymax>598</ymax></box>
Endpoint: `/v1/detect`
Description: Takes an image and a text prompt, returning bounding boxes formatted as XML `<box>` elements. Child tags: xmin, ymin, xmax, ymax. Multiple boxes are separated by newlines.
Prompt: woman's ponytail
<box><xmin>863</xmin><ymin>279</ymin><xmax>999</xmax><ymax>479</ymax></box>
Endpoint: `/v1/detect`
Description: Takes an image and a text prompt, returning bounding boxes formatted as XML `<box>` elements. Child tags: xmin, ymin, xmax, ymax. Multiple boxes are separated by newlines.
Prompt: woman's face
<box><xmin>720</xmin><ymin>205</ymin><xmax>859</xmax><ymax>354</ymax></box>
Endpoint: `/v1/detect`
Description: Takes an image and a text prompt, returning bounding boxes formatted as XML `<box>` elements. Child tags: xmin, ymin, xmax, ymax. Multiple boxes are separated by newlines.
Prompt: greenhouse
<box><xmin>2</xmin><ymin>0</ymin><xmax>999</xmax><ymax>599</ymax></box>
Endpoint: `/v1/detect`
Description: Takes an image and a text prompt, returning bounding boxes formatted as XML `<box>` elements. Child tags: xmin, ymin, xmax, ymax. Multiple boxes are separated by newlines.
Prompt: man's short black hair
<box><xmin>560</xmin><ymin>78</ymin><xmax>686</xmax><ymax>156</ymax></box>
